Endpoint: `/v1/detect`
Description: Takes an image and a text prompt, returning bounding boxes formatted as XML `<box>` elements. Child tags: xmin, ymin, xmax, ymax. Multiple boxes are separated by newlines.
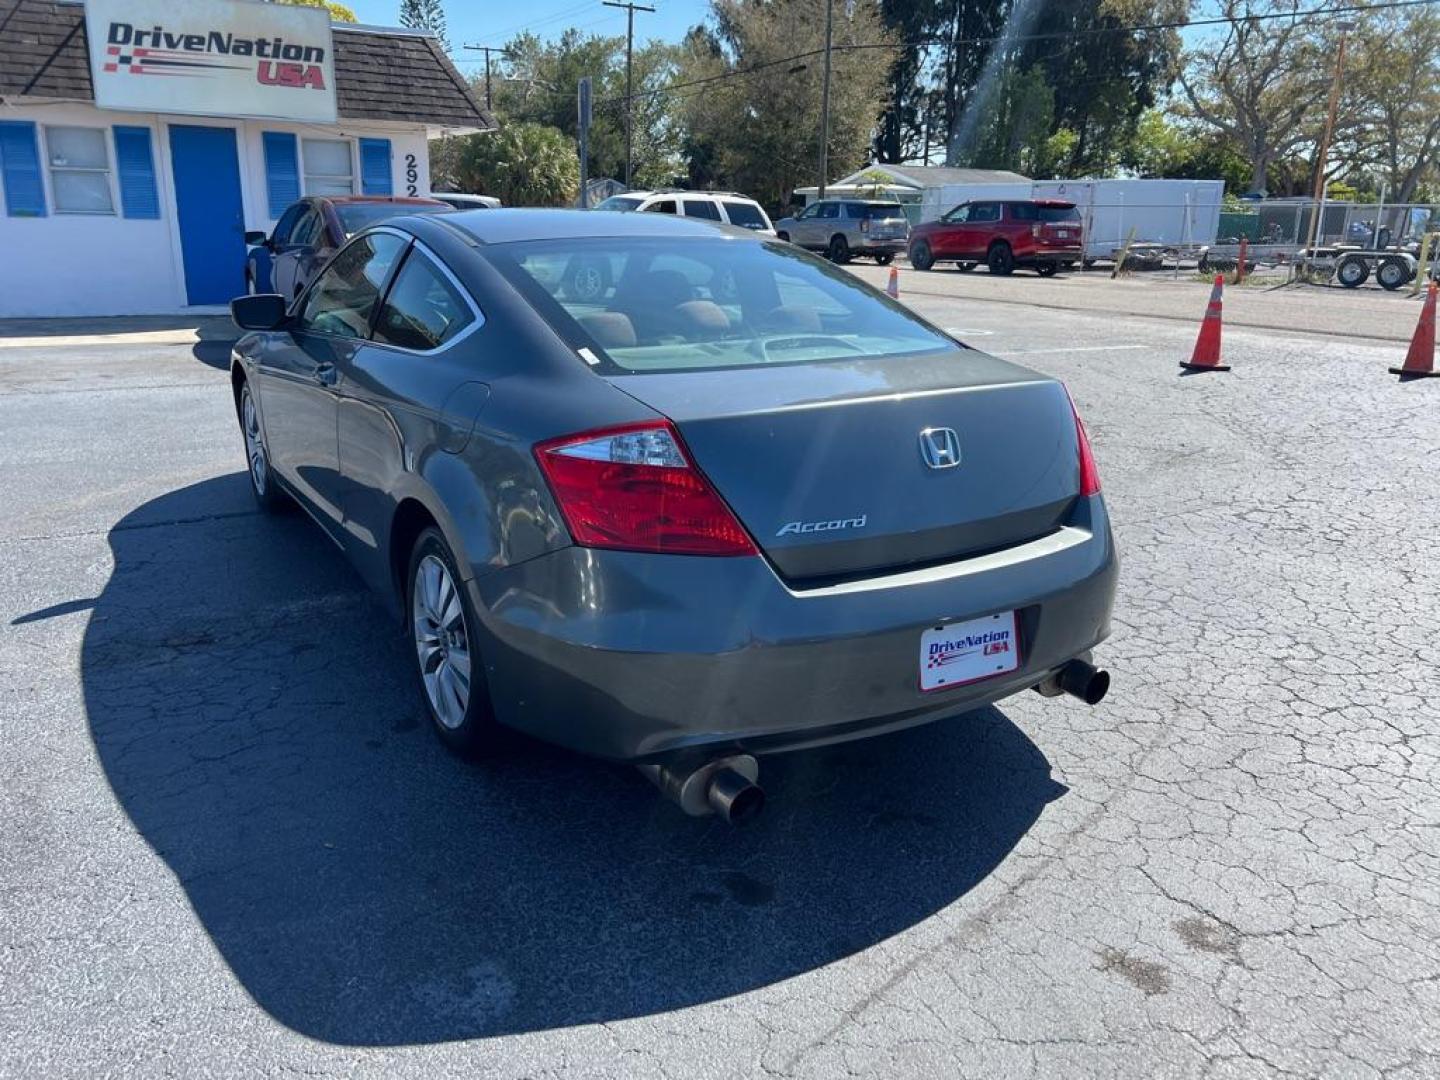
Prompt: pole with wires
<box><xmin>818</xmin><ymin>0</ymin><xmax>834</xmax><ymax>199</ymax></box>
<box><xmin>603</xmin><ymin>0</ymin><xmax>654</xmax><ymax>188</ymax></box>
<box><xmin>1304</xmin><ymin>20</ymin><xmax>1357</xmax><ymax>255</ymax></box>
<box><xmin>461</xmin><ymin>44</ymin><xmax>507</xmax><ymax>112</ymax></box>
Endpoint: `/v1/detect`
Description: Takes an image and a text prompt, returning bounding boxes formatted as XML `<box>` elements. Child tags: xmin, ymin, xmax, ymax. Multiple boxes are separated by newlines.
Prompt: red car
<box><xmin>908</xmin><ymin>199</ymin><xmax>1084</xmax><ymax>277</ymax></box>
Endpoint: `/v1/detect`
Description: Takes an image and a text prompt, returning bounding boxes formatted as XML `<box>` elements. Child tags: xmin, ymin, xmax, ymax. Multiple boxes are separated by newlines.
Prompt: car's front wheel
<box><xmin>409</xmin><ymin>527</ymin><xmax>498</xmax><ymax>756</ymax></box>
<box><xmin>1036</xmin><ymin>263</ymin><xmax>1058</xmax><ymax>277</ymax></box>
<box><xmin>875</xmin><ymin>252</ymin><xmax>894</xmax><ymax>266</ymax></box>
<box><xmin>239</xmin><ymin>381</ymin><xmax>285</xmax><ymax>512</ymax></box>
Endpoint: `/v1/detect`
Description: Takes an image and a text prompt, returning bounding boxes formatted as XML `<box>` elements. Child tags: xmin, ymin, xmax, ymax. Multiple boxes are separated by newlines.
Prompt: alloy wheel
<box><xmin>241</xmin><ymin>388</ymin><xmax>267</xmax><ymax>496</ymax></box>
<box><xmin>412</xmin><ymin>554</ymin><xmax>472</xmax><ymax>730</ymax></box>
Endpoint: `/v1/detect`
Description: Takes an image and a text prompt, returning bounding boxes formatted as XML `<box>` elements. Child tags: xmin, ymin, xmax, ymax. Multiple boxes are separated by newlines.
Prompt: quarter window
<box><xmin>722</xmin><ymin>201</ymin><xmax>769</xmax><ymax>230</ymax></box>
<box><xmin>683</xmin><ymin>199</ymin><xmax>722</xmax><ymax>221</ymax></box>
<box><xmin>373</xmin><ymin>252</ymin><xmax>476</xmax><ymax>351</ymax></box>
<box><xmin>45</xmin><ymin>126</ymin><xmax>114</xmax><ymax>214</ymax></box>
<box><xmin>643</xmin><ymin>199</ymin><xmax>677</xmax><ymax>215</ymax></box>
<box><xmin>302</xmin><ymin>138</ymin><xmax>354</xmax><ymax>196</ymax></box>
<box><xmin>295</xmin><ymin>232</ymin><xmax>407</xmax><ymax>338</ymax></box>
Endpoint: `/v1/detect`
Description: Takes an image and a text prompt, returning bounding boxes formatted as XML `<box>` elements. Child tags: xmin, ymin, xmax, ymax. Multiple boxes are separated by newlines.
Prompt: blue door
<box><xmin>168</xmin><ymin>125</ymin><xmax>246</xmax><ymax>305</ymax></box>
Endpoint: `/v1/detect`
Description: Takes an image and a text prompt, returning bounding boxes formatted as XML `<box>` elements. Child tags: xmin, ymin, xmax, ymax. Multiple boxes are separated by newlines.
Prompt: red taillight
<box><xmin>533</xmin><ymin>421</ymin><xmax>758</xmax><ymax>556</ymax></box>
<box><xmin>1064</xmin><ymin>388</ymin><xmax>1102</xmax><ymax>496</ymax></box>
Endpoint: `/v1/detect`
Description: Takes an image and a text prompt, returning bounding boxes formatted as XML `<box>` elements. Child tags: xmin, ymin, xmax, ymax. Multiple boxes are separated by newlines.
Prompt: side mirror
<box><xmin>244</xmin><ymin>230</ymin><xmax>269</xmax><ymax>247</ymax></box>
<box><xmin>231</xmin><ymin>293</ymin><xmax>288</xmax><ymax>331</ymax></box>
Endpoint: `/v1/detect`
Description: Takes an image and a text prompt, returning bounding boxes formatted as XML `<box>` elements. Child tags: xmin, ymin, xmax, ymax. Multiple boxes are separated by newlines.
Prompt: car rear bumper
<box><xmin>470</xmin><ymin>495</ymin><xmax>1117</xmax><ymax>761</ymax></box>
<box><xmin>857</xmin><ymin>239</ymin><xmax>908</xmax><ymax>254</ymax></box>
<box><xmin>1024</xmin><ymin>248</ymin><xmax>1083</xmax><ymax>264</ymax></box>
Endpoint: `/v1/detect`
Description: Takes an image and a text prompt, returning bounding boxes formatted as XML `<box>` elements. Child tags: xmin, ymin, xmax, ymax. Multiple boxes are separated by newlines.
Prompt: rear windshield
<box><xmin>722</xmin><ymin>201</ymin><xmax>770</xmax><ymax>230</ymax></box>
<box><xmin>860</xmin><ymin>204</ymin><xmax>907</xmax><ymax>220</ymax></box>
<box><xmin>1013</xmin><ymin>203</ymin><xmax>1081</xmax><ymax>223</ymax></box>
<box><xmin>595</xmin><ymin>196</ymin><xmax>644</xmax><ymax>211</ymax></box>
<box><xmin>489</xmin><ymin>237</ymin><xmax>958</xmax><ymax>374</ymax></box>
<box><xmin>334</xmin><ymin>202</ymin><xmax>447</xmax><ymax>236</ymax></box>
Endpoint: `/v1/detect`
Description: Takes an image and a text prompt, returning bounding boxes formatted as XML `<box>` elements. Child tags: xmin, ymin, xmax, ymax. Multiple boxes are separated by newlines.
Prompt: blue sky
<box><xmin>348</xmin><ymin>0</ymin><xmax>712</xmax><ymax>69</ymax></box>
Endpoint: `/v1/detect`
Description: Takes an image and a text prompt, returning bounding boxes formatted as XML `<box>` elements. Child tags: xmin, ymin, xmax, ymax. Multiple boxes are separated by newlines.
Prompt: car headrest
<box><xmin>671</xmin><ymin>300</ymin><xmax>731</xmax><ymax>338</ymax></box>
<box><xmin>578</xmin><ymin>312</ymin><xmax>637</xmax><ymax>349</ymax></box>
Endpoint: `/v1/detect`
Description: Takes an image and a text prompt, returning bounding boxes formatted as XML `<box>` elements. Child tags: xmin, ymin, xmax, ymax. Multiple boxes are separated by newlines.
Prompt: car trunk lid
<box><xmin>608</xmin><ymin>351</ymin><xmax>1081</xmax><ymax>581</ymax></box>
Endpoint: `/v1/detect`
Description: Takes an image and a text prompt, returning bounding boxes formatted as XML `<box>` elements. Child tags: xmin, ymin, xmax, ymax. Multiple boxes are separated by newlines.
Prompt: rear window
<box><xmin>722</xmin><ymin>201</ymin><xmax>770</xmax><ymax>230</ymax></box>
<box><xmin>489</xmin><ymin>237</ymin><xmax>957</xmax><ymax>375</ymax></box>
<box><xmin>1029</xmin><ymin>203</ymin><xmax>1080</xmax><ymax>223</ymax></box>
<box><xmin>333</xmin><ymin>202</ymin><xmax>448</xmax><ymax>236</ymax></box>
<box><xmin>595</xmin><ymin>196</ymin><xmax>644</xmax><ymax>211</ymax></box>
<box><xmin>860</xmin><ymin>204</ymin><xmax>906</xmax><ymax>220</ymax></box>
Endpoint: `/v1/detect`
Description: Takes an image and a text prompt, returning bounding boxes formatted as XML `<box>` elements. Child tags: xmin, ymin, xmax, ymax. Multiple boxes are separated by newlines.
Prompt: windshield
<box><xmin>490</xmin><ymin>237</ymin><xmax>958</xmax><ymax>374</ymax></box>
<box><xmin>861</xmin><ymin>204</ymin><xmax>906</xmax><ymax>220</ymax></box>
<box><xmin>595</xmin><ymin>196</ymin><xmax>645</xmax><ymax>211</ymax></box>
<box><xmin>334</xmin><ymin>202</ymin><xmax>448</xmax><ymax>237</ymax></box>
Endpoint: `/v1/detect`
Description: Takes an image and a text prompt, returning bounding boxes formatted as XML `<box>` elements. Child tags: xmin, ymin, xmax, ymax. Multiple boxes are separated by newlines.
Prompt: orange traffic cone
<box><xmin>1391</xmin><ymin>282</ymin><xmax>1440</xmax><ymax>378</ymax></box>
<box><xmin>886</xmin><ymin>266</ymin><xmax>900</xmax><ymax>299</ymax></box>
<box><xmin>1180</xmin><ymin>274</ymin><xmax>1230</xmax><ymax>372</ymax></box>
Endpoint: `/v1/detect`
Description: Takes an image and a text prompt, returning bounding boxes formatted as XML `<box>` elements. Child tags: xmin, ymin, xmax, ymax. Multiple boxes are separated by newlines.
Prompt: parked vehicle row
<box><xmin>228</xmin><ymin>207</ymin><xmax>1117</xmax><ymax>820</ymax></box>
<box><xmin>593</xmin><ymin>189</ymin><xmax>777</xmax><ymax>235</ymax></box>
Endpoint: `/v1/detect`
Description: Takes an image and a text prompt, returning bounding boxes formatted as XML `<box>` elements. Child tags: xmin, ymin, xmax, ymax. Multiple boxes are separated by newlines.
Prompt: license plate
<box><xmin>920</xmin><ymin>612</ymin><xmax>1019</xmax><ymax>692</ymax></box>
<box><xmin>1056</xmin><ymin>230</ymin><xmax>1071</xmax><ymax>239</ymax></box>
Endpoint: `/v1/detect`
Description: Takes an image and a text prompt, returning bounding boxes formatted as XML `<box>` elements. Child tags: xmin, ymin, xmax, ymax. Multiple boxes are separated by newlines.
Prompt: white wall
<box><xmin>0</xmin><ymin>99</ymin><xmax>431</xmax><ymax>317</ymax></box>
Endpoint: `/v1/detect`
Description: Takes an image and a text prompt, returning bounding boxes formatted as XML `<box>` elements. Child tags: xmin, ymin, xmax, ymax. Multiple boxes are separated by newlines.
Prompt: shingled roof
<box><xmin>0</xmin><ymin>0</ymin><xmax>496</xmax><ymax>132</ymax></box>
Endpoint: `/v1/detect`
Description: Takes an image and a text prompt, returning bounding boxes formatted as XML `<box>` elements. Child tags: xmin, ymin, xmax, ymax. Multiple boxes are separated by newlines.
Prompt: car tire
<box><xmin>408</xmin><ymin>527</ymin><xmax>500</xmax><ymax>757</ymax></box>
<box><xmin>1036</xmin><ymin>263</ymin><xmax>1058</xmax><ymax>277</ymax></box>
<box><xmin>875</xmin><ymin>253</ymin><xmax>894</xmax><ymax>266</ymax></box>
<box><xmin>987</xmin><ymin>243</ymin><xmax>1015</xmax><ymax>276</ymax></box>
<box><xmin>1336</xmin><ymin>257</ymin><xmax>1369</xmax><ymax>288</ymax></box>
<box><xmin>1377</xmin><ymin>258</ymin><xmax>1410</xmax><ymax>291</ymax></box>
<box><xmin>955</xmin><ymin>262</ymin><xmax>976</xmax><ymax>273</ymax></box>
<box><xmin>909</xmin><ymin>240</ymin><xmax>934</xmax><ymax>271</ymax></box>
<box><xmin>828</xmin><ymin>234</ymin><xmax>851</xmax><ymax>264</ymax></box>
<box><xmin>776</xmin><ymin>231</ymin><xmax>790</xmax><ymax>243</ymax></box>
<box><xmin>238</xmin><ymin>381</ymin><xmax>286</xmax><ymax>513</ymax></box>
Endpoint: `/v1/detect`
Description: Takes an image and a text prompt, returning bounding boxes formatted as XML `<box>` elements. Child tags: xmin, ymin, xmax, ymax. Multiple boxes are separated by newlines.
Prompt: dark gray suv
<box><xmin>229</xmin><ymin>210</ymin><xmax>1116</xmax><ymax>820</ymax></box>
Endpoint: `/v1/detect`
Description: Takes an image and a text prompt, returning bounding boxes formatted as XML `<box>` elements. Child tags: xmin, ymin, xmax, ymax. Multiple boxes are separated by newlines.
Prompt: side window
<box><xmin>817</xmin><ymin>202</ymin><xmax>839</xmax><ymax>219</ymax></box>
<box><xmin>721</xmin><ymin>201</ymin><xmax>768</xmax><ymax>230</ymax></box>
<box><xmin>272</xmin><ymin>203</ymin><xmax>305</xmax><ymax>245</ymax></box>
<box><xmin>942</xmin><ymin>204</ymin><xmax>970</xmax><ymax>224</ymax></box>
<box><xmin>971</xmin><ymin>203</ymin><xmax>1000</xmax><ymax>223</ymax></box>
<box><xmin>295</xmin><ymin>232</ymin><xmax>407</xmax><ymax>338</ymax></box>
<box><xmin>683</xmin><ymin>199</ymin><xmax>722</xmax><ymax>221</ymax></box>
<box><xmin>796</xmin><ymin>204</ymin><xmax>816</xmax><ymax>220</ymax></box>
<box><xmin>643</xmin><ymin>199</ymin><xmax>677</xmax><ymax>215</ymax></box>
<box><xmin>289</xmin><ymin>208</ymin><xmax>323</xmax><ymax>247</ymax></box>
<box><xmin>1009</xmin><ymin>202</ymin><xmax>1036</xmax><ymax>222</ymax></box>
<box><xmin>373</xmin><ymin>252</ymin><xmax>477</xmax><ymax>351</ymax></box>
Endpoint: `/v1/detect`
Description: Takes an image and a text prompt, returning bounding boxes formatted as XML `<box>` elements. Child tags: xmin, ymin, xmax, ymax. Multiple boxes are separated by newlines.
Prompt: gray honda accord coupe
<box><xmin>229</xmin><ymin>209</ymin><xmax>1117</xmax><ymax>822</ymax></box>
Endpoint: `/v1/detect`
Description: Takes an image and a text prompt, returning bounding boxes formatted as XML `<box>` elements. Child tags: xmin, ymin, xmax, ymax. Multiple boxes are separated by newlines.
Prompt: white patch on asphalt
<box><xmin>1003</xmin><ymin>344</ymin><xmax>1151</xmax><ymax>355</ymax></box>
<box><xmin>945</xmin><ymin>327</ymin><xmax>996</xmax><ymax>336</ymax></box>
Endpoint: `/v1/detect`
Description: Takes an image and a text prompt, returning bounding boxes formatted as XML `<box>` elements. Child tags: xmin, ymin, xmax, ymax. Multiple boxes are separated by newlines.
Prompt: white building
<box><xmin>0</xmin><ymin>0</ymin><xmax>494</xmax><ymax>317</ymax></box>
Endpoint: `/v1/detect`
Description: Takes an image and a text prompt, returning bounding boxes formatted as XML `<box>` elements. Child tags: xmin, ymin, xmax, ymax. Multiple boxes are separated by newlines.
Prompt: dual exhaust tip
<box><xmin>643</xmin><ymin>658</ymin><xmax>1110</xmax><ymax>824</ymax></box>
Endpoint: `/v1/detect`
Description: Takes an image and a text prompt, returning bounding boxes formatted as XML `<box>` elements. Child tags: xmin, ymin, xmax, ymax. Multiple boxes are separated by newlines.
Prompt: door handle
<box><xmin>312</xmin><ymin>362</ymin><xmax>338</xmax><ymax>387</ymax></box>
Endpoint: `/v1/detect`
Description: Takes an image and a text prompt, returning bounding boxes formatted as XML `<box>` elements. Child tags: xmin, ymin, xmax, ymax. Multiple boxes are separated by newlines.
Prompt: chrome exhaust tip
<box><xmin>638</xmin><ymin>754</ymin><xmax>764</xmax><ymax>824</ymax></box>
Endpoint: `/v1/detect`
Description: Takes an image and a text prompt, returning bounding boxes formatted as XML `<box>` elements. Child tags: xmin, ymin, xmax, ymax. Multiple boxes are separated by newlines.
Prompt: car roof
<box><xmin>436</xmin><ymin>208</ymin><xmax>759</xmax><ymax>244</ymax></box>
<box><xmin>1029</xmin><ymin>199</ymin><xmax>1077</xmax><ymax>207</ymax></box>
<box><xmin>321</xmin><ymin>195</ymin><xmax>448</xmax><ymax>206</ymax></box>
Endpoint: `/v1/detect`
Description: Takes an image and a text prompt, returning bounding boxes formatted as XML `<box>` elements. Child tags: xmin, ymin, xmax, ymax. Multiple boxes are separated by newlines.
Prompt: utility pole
<box><xmin>817</xmin><ymin>0</ymin><xmax>833</xmax><ymax>199</ymax></box>
<box><xmin>461</xmin><ymin>44</ymin><xmax>507</xmax><ymax>111</ymax></box>
<box><xmin>1304</xmin><ymin>20</ymin><xmax>1357</xmax><ymax>254</ymax></box>
<box><xmin>602</xmin><ymin>0</ymin><xmax>653</xmax><ymax>188</ymax></box>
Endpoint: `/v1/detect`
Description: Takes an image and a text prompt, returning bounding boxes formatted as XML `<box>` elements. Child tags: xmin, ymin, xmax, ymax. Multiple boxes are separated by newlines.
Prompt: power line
<box><xmin>603</xmin><ymin>0</ymin><xmax>655</xmax><ymax>187</ymax></box>
<box><xmin>595</xmin><ymin>0</ymin><xmax>1440</xmax><ymax>107</ymax></box>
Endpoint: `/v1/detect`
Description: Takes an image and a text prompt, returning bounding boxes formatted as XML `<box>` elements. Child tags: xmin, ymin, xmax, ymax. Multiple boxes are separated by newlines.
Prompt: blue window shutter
<box><xmin>112</xmin><ymin>126</ymin><xmax>159</xmax><ymax>220</ymax></box>
<box><xmin>262</xmin><ymin>131</ymin><xmax>300</xmax><ymax>217</ymax></box>
<box><xmin>359</xmin><ymin>138</ymin><xmax>392</xmax><ymax>195</ymax></box>
<box><xmin>0</xmin><ymin>121</ymin><xmax>46</xmax><ymax>218</ymax></box>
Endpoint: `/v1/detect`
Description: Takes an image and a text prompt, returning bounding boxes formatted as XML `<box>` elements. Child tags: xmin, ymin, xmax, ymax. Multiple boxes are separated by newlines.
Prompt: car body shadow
<box><xmin>82</xmin><ymin>475</ymin><xmax>1064</xmax><ymax>1046</ymax></box>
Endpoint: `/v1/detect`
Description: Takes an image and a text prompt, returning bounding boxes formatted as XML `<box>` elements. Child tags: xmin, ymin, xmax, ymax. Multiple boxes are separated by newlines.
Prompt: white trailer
<box><xmin>919</xmin><ymin>181</ymin><xmax>1034</xmax><ymax>223</ymax></box>
<box><xmin>1030</xmin><ymin>179</ymin><xmax>1225</xmax><ymax>262</ymax></box>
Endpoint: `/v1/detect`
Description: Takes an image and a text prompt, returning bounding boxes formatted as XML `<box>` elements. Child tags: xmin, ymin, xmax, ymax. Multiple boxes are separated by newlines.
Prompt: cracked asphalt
<box><xmin>1</xmin><ymin>281</ymin><xmax>1438</xmax><ymax>1078</ymax></box>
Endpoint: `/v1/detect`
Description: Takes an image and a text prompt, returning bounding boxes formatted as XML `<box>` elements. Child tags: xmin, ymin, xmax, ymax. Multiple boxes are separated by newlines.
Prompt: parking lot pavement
<box><xmin>1</xmin><ymin>303</ymin><xmax>1438</xmax><ymax>1079</ymax></box>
